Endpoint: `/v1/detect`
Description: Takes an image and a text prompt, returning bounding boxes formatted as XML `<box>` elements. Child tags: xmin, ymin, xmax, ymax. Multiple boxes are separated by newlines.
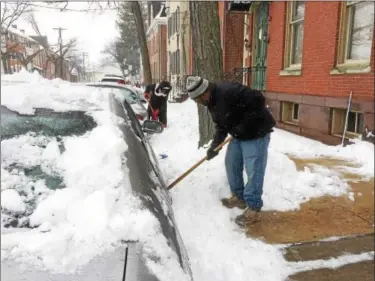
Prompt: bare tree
<box><xmin>129</xmin><ymin>2</ymin><xmax>152</xmax><ymax>84</ymax></box>
<box><xmin>116</xmin><ymin>2</ymin><xmax>143</xmax><ymax>76</ymax></box>
<box><xmin>101</xmin><ymin>40</ymin><xmax>127</xmax><ymax>76</ymax></box>
<box><xmin>1</xmin><ymin>1</ymin><xmax>33</xmax><ymax>29</ymax></box>
<box><xmin>190</xmin><ymin>1</ymin><xmax>224</xmax><ymax>147</ymax></box>
<box><xmin>16</xmin><ymin>47</ymin><xmax>43</xmax><ymax>69</ymax></box>
<box><xmin>1</xmin><ymin>1</ymin><xmax>33</xmax><ymax>73</ymax></box>
<box><xmin>27</xmin><ymin>13</ymin><xmax>77</xmax><ymax>79</ymax></box>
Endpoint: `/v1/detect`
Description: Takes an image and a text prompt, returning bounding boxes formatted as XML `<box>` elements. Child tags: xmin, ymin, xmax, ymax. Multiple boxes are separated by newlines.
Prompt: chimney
<box><xmin>11</xmin><ymin>24</ymin><xmax>17</xmax><ymax>29</ymax></box>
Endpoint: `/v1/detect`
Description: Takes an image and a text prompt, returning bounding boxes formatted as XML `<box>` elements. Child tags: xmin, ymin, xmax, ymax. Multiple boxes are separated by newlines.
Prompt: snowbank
<box><xmin>1</xmin><ymin>68</ymin><xmax>45</xmax><ymax>84</ymax></box>
<box><xmin>1</xmin><ymin>75</ymin><xmax>190</xmax><ymax>280</ymax></box>
<box><xmin>271</xmin><ymin>129</ymin><xmax>374</xmax><ymax>177</ymax></box>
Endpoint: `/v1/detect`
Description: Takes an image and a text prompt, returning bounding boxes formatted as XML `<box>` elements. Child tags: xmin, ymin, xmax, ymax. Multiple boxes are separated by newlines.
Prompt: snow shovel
<box><xmin>167</xmin><ymin>136</ymin><xmax>233</xmax><ymax>190</ymax></box>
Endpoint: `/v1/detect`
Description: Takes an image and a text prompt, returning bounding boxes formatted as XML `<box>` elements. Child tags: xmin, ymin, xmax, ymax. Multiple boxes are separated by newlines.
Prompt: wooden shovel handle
<box><xmin>167</xmin><ymin>136</ymin><xmax>233</xmax><ymax>190</ymax></box>
<box><xmin>145</xmin><ymin>97</ymin><xmax>154</xmax><ymax>113</ymax></box>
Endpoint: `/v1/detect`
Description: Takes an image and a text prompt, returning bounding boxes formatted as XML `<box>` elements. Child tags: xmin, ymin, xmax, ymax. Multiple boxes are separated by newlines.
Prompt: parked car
<box><xmin>1</xmin><ymin>93</ymin><xmax>193</xmax><ymax>280</ymax></box>
<box><xmin>100</xmin><ymin>74</ymin><xmax>126</xmax><ymax>84</ymax></box>
<box><xmin>86</xmin><ymin>82</ymin><xmax>148</xmax><ymax>122</ymax></box>
<box><xmin>125</xmin><ymin>84</ymin><xmax>148</xmax><ymax>105</ymax></box>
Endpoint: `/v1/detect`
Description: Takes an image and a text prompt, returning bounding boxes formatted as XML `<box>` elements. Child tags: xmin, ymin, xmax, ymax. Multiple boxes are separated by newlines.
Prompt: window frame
<box><xmin>333</xmin><ymin>0</ymin><xmax>373</xmax><ymax>74</ymax></box>
<box><xmin>281</xmin><ymin>1</ymin><xmax>305</xmax><ymax>75</ymax></box>
<box><xmin>331</xmin><ymin>107</ymin><xmax>363</xmax><ymax>138</ymax></box>
<box><xmin>281</xmin><ymin>101</ymin><xmax>300</xmax><ymax>125</ymax></box>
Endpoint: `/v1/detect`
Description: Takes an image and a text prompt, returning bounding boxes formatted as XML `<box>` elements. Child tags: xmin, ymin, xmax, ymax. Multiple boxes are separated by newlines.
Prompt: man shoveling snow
<box><xmin>186</xmin><ymin>76</ymin><xmax>276</xmax><ymax>228</ymax></box>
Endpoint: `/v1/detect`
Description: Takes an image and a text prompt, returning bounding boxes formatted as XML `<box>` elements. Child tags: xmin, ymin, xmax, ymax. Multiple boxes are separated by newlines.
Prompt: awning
<box><xmin>228</xmin><ymin>1</ymin><xmax>253</xmax><ymax>12</ymax></box>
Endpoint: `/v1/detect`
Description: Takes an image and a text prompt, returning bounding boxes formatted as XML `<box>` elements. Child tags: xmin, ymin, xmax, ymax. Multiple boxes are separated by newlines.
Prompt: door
<box><xmin>252</xmin><ymin>2</ymin><xmax>269</xmax><ymax>90</ymax></box>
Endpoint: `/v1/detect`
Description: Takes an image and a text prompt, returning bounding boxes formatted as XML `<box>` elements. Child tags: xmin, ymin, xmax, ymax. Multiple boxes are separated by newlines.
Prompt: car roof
<box><xmin>102</xmin><ymin>76</ymin><xmax>125</xmax><ymax>81</ymax></box>
<box><xmin>103</xmin><ymin>74</ymin><xmax>124</xmax><ymax>78</ymax></box>
<box><xmin>86</xmin><ymin>82</ymin><xmax>134</xmax><ymax>90</ymax></box>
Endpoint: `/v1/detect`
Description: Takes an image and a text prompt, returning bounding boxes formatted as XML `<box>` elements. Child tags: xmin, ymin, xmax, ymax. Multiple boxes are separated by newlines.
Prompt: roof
<box><xmin>1</xmin><ymin>24</ymin><xmax>38</xmax><ymax>43</ymax></box>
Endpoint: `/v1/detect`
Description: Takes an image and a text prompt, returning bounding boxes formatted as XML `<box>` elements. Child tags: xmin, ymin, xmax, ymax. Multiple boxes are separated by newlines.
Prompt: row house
<box><xmin>165</xmin><ymin>1</ymin><xmax>192</xmax><ymax>95</ymax></box>
<box><xmin>221</xmin><ymin>1</ymin><xmax>374</xmax><ymax>144</ymax></box>
<box><xmin>146</xmin><ymin>1</ymin><xmax>168</xmax><ymax>84</ymax></box>
<box><xmin>0</xmin><ymin>25</ymin><xmax>51</xmax><ymax>76</ymax></box>
<box><xmin>1</xmin><ymin>25</ymin><xmax>79</xmax><ymax>82</ymax></box>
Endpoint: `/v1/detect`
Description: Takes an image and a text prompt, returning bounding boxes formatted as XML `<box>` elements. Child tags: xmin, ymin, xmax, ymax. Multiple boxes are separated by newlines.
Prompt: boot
<box><xmin>235</xmin><ymin>208</ymin><xmax>260</xmax><ymax>228</ymax></box>
<box><xmin>221</xmin><ymin>195</ymin><xmax>247</xmax><ymax>209</ymax></box>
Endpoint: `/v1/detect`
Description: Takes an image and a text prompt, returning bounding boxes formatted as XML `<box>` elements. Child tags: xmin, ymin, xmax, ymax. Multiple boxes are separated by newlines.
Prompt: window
<box><xmin>281</xmin><ymin>101</ymin><xmax>300</xmax><ymax>124</ymax></box>
<box><xmin>331</xmin><ymin>108</ymin><xmax>363</xmax><ymax>137</ymax></box>
<box><xmin>292</xmin><ymin>103</ymin><xmax>299</xmax><ymax>121</ymax></box>
<box><xmin>282</xmin><ymin>1</ymin><xmax>305</xmax><ymax>74</ymax></box>
<box><xmin>334</xmin><ymin>1</ymin><xmax>374</xmax><ymax>73</ymax></box>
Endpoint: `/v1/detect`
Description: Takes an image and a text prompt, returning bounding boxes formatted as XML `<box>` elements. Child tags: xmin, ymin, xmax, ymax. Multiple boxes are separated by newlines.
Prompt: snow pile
<box><xmin>1</xmin><ymin>79</ymin><xmax>190</xmax><ymax>280</ymax></box>
<box><xmin>271</xmin><ymin>129</ymin><xmax>374</xmax><ymax>177</ymax></box>
<box><xmin>1</xmin><ymin>80</ymin><xmax>106</xmax><ymax>115</ymax></box>
<box><xmin>1</xmin><ymin>68</ymin><xmax>45</xmax><ymax>84</ymax></box>
<box><xmin>149</xmin><ymin>100</ymin><xmax>374</xmax><ymax>281</ymax></box>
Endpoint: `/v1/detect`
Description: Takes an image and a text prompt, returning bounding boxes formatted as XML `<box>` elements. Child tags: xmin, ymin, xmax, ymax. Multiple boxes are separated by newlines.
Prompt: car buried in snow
<box><xmin>86</xmin><ymin>81</ymin><xmax>148</xmax><ymax>122</ymax></box>
<box><xmin>1</xmin><ymin>89</ymin><xmax>193</xmax><ymax>280</ymax></box>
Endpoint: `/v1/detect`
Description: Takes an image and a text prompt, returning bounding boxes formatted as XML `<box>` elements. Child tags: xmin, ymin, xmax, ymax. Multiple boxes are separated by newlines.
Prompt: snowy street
<box><xmin>1</xmin><ymin>1</ymin><xmax>374</xmax><ymax>279</ymax></box>
<box><xmin>1</xmin><ymin>71</ymin><xmax>374</xmax><ymax>281</ymax></box>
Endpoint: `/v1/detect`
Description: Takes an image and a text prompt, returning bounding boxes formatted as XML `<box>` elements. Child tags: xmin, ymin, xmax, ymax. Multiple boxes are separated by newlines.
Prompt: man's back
<box><xmin>208</xmin><ymin>82</ymin><xmax>276</xmax><ymax>140</ymax></box>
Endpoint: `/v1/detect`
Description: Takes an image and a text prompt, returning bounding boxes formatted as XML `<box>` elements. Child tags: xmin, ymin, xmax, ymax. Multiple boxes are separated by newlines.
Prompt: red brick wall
<box><xmin>218</xmin><ymin>1</ymin><xmax>225</xmax><ymax>51</ymax></box>
<box><xmin>160</xmin><ymin>25</ymin><xmax>167</xmax><ymax>80</ymax></box>
<box><xmin>217</xmin><ymin>2</ymin><xmax>245</xmax><ymax>74</ymax></box>
<box><xmin>223</xmin><ymin>9</ymin><xmax>245</xmax><ymax>73</ymax></box>
<box><xmin>267</xmin><ymin>2</ymin><xmax>374</xmax><ymax>100</ymax></box>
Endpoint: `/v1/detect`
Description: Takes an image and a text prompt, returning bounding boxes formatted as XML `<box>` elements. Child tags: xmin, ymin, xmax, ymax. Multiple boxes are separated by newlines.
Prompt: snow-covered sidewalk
<box><xmin>149</xmin><ymin>100</ymin><xmax>374</xmax><ymax>281</ymax></box>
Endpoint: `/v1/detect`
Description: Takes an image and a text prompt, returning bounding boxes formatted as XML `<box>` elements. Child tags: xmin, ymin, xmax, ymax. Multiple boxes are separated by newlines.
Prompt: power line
<box><xmin>28</xmin><ymin>3</ymin><xmax>118</xmax><ymax>12</ymax></box>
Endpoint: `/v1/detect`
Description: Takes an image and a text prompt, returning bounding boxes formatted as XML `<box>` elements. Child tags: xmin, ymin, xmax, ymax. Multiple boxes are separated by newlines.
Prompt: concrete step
<box><xmin>288</xmin><ymin>260</ymin><xmax>374</xmax><ymax>281</ymax></box>
<box><xmin>284</xmin><ymin>233</ymin><xmax>374</xmax><ymax>262</ymax></box>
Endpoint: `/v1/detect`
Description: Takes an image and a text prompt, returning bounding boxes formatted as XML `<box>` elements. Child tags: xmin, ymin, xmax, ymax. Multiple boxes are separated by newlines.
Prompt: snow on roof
<box><xmin>1</xmin><ymin>70</ymin><xmax>109</xmax><ymax>114</ymax></box>
<box><xmin>1</xmin><ymin>24</ymin><xmax>38</xmax><ymax>43</ymax></box>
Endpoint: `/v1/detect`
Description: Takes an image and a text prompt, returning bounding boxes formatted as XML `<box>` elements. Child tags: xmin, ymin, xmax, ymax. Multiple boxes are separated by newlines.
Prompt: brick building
<box><xmin>146</xmin><ymin>2</ymin><xmax>168</xmax><ymax>83</ymax></box>
<box><xmin>165</xmin><ymin>1</ymin><xmax>191</xmax><ymax>95</ymax></box>
<box><xmin>218</xmin><ymin>2</ymin><xmax>245</xmax><ymax>77</ymax></box>
<box><xmin>1</xmin><ymin>25</ymin><xmax>43</xmax><ymax>75</ymax></box>
<box><xmin>227</xmin><ymin>1</ymin><xmax>374</xmax><ymax>144</ymax></box>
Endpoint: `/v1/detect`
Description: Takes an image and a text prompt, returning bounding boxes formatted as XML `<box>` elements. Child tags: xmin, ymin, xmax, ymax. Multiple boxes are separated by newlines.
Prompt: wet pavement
<box><xmin>246</xmin><ymin>156</ymin><xmax>374</xmax><ymax>281</ymax></box>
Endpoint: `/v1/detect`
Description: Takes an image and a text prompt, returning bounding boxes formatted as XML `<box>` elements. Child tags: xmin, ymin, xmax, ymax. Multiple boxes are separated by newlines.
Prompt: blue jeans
<box><xmin>225</xmin><ymin>134</ymin><xmax>271</xmax><ymax>211</ymax></box>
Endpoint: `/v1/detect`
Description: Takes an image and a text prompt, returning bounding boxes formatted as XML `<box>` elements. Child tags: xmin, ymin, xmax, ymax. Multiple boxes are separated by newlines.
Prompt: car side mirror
<box><xmin>142</xmin><ymin>120</ymin><xmax>164</xmax><ymax>134</ymax></box>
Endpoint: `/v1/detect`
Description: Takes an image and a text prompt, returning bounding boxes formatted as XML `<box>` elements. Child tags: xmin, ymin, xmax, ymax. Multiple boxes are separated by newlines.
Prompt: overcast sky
<box><xmin>17</xmin><ymin>2</ymin><xmax>119</xmax><ymax>67</ymax></box>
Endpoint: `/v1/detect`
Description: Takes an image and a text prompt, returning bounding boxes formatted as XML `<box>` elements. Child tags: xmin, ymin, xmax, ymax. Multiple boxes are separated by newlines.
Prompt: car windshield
<box><xmin>1</xmin><ymin>106</ymin><xmax>98</xmax><ymax>197</ymax></box>
<box><xmin>1</xmin><ymin>106</ymin><xmax>97</xmax><ymax>140</ymax></box>
<box><xmin>88</xmin><ymin>85</ymin><xmax>138</xmax><ymax>104</ymax></box>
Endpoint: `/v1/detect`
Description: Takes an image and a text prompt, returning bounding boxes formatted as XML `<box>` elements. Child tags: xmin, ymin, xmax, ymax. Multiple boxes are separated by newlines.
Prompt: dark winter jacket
<box><xmin>145</xmin><ymin>84</ymin><xmax>168</xmax><ymax>111</ymax></box>
<box><xmin>208</xmin><ymin>82</ymin><xmax>276</xmax><ymax>148</ymax></box>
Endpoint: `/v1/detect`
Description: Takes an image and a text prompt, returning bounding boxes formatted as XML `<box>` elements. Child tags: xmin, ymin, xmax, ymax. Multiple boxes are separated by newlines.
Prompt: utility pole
<box><xmin>82</xmin><ymin>52</ymin><xmax>87</xmax><ymax>81</ymax></box>
<box><xmin>53</xmin><ymin>27</ymin><xmax>67</xmax><ymax>80</ymax></box>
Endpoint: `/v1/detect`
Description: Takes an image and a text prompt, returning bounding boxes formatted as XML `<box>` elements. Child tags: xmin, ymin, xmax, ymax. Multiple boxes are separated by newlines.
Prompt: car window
<box><xmin>122</xmin><ymin>99</ymin><xmax>145</xmax><ymax>140</ymax></box>
<box><xmin>0</xmin><ymin>106</ymin><xmax>97</xmax><ymax>140</ymax></box>
<box><xmin>121</xmin><ymin>101</ymin><xmax>165</xmax><ymax>184</ymax></box>
<box><xmin>89</xmin><ymin>86</ymin><xmax>139</xmax><ymax>104</ymax></box>
<box><xmin>101</xmin><ymin>78</ymin><xmax>123</xmax><ymax>83</ymax></box>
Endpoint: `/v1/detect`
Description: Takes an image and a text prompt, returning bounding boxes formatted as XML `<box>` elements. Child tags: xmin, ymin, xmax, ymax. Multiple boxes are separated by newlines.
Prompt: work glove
<box><xmin>151</xmin><ymin>109</ymin><xmax>159</xmax><ymax>120</ymax></box>
<box><xmin>206</xmin><ymin>147</ymin><xmax>219</xmax><ymax>161</ymax></box>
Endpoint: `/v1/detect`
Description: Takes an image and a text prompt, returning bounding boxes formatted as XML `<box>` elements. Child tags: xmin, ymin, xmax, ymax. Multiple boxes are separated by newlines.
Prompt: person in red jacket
<box><xmin>144</xmin><ymin>81</ymin><xmax>172</xmax><ymax>127</ymax></box>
